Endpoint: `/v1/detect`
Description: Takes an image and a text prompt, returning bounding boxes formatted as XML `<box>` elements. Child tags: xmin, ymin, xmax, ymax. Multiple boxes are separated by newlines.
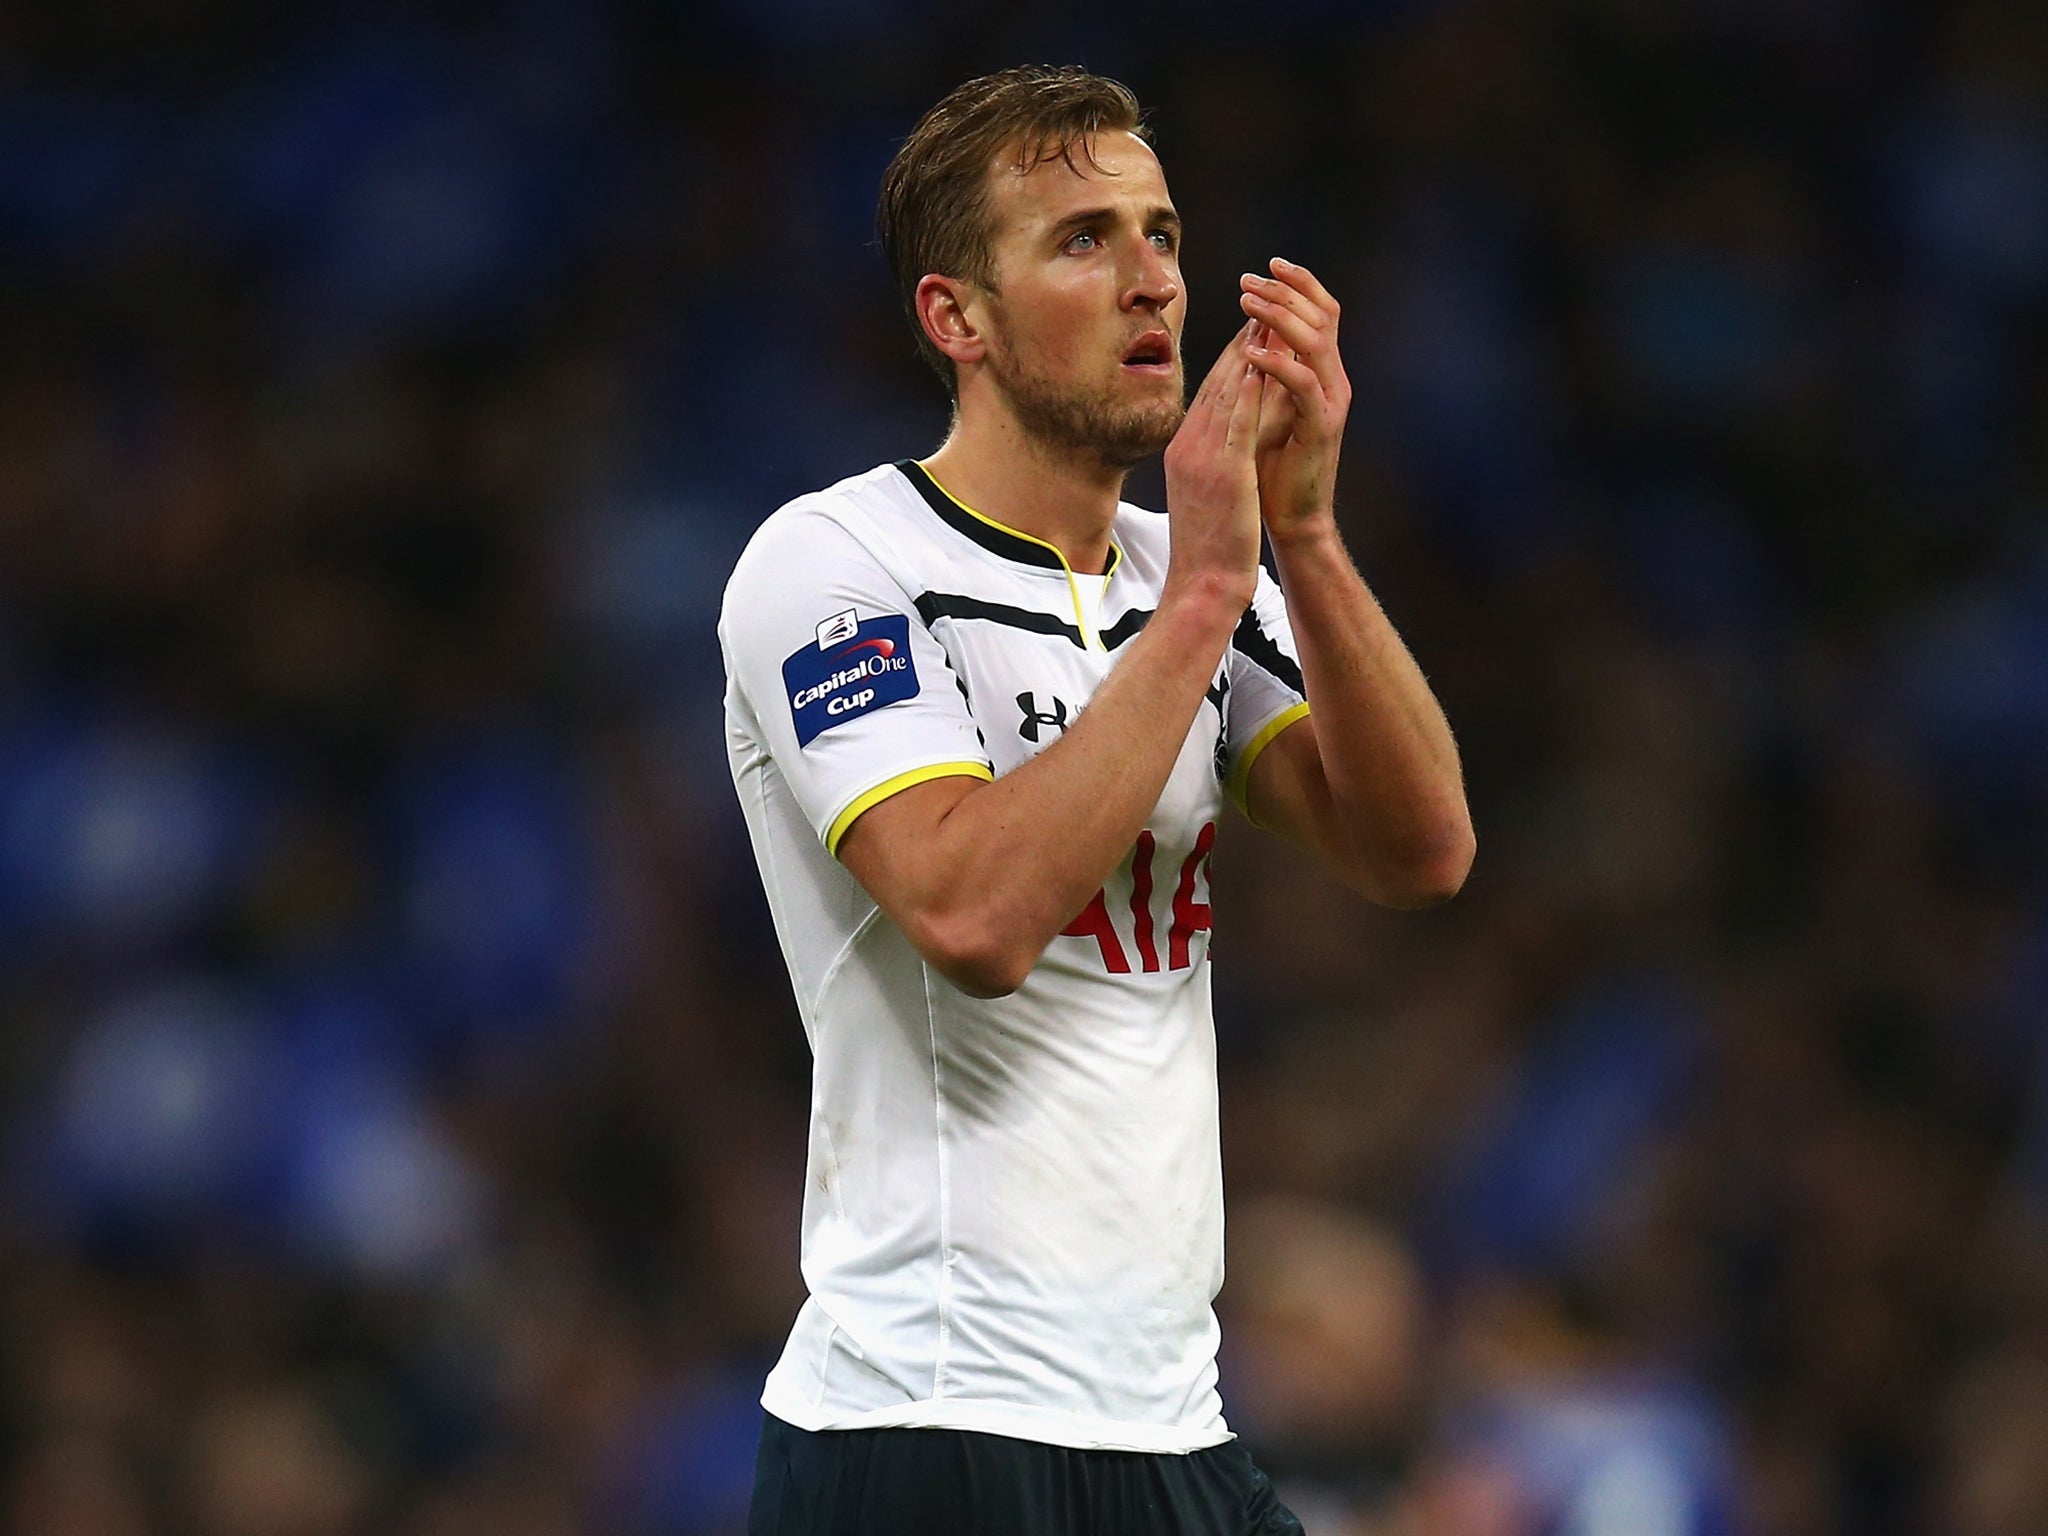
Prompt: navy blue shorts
<box><xmin>748</xmin><ymin>1412</ymin><xmax>1305</xmax><ymax>1536</ymax></box>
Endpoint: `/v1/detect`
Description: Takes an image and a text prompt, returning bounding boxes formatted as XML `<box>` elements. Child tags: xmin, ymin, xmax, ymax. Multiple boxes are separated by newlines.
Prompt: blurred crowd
<box><xmin>4</xmin><ymin>1</ymin><xmax>2048</xmax><ymax>1533</ymax></box>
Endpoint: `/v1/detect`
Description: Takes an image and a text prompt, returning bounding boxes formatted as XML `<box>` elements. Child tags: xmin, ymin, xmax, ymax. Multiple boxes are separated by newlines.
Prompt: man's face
<box><xmin>974</xmin><ymin>130</ymin><xmax>1187</xmax><ymax>469</ymax></box>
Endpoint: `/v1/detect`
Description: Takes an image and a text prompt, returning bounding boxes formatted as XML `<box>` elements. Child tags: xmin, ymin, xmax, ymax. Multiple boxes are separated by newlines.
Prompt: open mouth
<box><xmin>1121</xmin><ymin>332</ymin><xmax>1174</xmax><ymax>373</ymax></box>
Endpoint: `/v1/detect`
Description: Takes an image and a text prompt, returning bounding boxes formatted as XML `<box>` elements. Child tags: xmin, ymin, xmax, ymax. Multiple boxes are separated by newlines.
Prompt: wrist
<box><xmin>1159</xmin><ymin>566</ymin><xmax>1255</xmax><ymax>631</ymax></box>
<box><xmin>1264</xmin><ymin>508</ymin><xmax>1342</xmax><ymax>560</ymax></box>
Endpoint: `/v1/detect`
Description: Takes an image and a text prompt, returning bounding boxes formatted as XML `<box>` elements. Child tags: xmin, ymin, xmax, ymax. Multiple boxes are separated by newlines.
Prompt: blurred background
<box><xmin>3</xmin><ymin>1</ymin><xmax>2047</xmax><ymax>1532</ymax></box>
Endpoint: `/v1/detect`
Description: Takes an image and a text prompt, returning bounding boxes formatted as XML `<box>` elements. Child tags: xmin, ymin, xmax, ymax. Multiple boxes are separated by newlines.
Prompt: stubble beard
<box><xmin>986</xmin><ymin>341</ymin><xmax>1185</xmax><ymax>472</ymax></box>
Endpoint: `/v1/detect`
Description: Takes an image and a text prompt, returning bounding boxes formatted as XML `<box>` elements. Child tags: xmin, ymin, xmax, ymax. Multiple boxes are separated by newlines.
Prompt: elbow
<box><xmin>937</xmin><ymin>950</ymin><xmax>1035</xmax><ymax>999</ymax></box>
<box><xmin>1387</xmin><ymin>842</ymin><xmax>1475</xmax><ymax>908</ymax></box>
<box><xmin>1359</xmin><ymin>821</ymin><xmax>1476</xmax><ymax>909</ymax></box>
<box><xmin>909</xmin><ymin>909</ymin><xmax>1037</xmax><ymax>999</ymax></box>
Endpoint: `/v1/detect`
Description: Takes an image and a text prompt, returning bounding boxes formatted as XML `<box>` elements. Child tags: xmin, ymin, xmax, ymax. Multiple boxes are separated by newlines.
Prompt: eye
<box><xmin>1149</xmin><ymin>229</ymin><xmax>1177</xmax><ymax>253</ymax></box>
<box><xmin>1063</xmin><ymin>228</ymin><xmax>1100</xmax><ymax>253</ymax></box>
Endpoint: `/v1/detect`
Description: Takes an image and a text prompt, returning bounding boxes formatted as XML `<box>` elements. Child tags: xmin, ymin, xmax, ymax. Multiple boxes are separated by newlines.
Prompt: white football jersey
<box><xmin>718</xmin><ymin>459</ymin><xmax>1309</xmax><ymax>1453</ymax></box>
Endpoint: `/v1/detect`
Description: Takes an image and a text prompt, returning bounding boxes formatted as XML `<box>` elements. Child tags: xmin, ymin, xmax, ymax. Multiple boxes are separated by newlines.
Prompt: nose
<box><xmin>1121</xmin><ymin>235</ymin><xmax>1180</xmax><ymax>313</ymax></box>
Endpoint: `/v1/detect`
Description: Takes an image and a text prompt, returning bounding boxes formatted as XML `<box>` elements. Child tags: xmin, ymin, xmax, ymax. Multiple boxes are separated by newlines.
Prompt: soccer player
<box><xmin>719</xmin><ymin>65</ymin><xmax>1473</xmax><ymax>1536</ymax></box>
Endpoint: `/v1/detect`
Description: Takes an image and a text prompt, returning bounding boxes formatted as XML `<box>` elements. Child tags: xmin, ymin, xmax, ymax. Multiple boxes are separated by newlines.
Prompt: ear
<box><xmin>914</xmin><ymin>273</ymin><xmax>988</xmax><ymax>370</ymax></box>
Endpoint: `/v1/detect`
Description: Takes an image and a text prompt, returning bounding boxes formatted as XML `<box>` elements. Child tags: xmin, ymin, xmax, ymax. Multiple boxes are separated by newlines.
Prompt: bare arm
<box><xmin>1238</xmin><ymin>258</ymin><xmax>1475</xmax><ymax>905</ymax></box>
<box><xmin>1245</xmin><ymin>533</ymin><xmax>1473</xmax><ymax>906</ymax></box>
<box><xmin>839</xmin><ymin>327</ymin><xmax>1269</xmax><ymax>996</ymax></box>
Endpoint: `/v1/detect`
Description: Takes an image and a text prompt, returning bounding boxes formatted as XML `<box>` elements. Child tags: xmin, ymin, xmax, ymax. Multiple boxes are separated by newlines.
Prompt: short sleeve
<box><xmin>720</xmin><ymin>505</ymin><xmax>992</xmax><ymax>855</ymax></box>
<box><xmin>1221</xmin><ymin>566</ymin><xmax>1311</xmax><ymax>816</ymax></box>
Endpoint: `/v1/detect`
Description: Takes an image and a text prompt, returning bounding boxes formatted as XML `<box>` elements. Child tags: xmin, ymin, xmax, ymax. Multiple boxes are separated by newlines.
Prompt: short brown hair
<box><xmin>877</xmin><ymin>65</ymin><xmax>1149</xmax><ymax>399</ymax></box>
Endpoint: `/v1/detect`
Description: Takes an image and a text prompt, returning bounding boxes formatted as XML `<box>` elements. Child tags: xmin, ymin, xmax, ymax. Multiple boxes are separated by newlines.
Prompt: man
<box><xmin>719</xmin><ymin>64</ymin><xmax>1472</xmax><ymax>1536</ymax></box>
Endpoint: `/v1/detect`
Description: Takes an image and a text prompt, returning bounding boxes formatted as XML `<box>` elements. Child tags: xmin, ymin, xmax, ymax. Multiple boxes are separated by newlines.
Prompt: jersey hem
<box><xmin>1226</xmin><ymin>701</ymin><xmax>1312</xmax><ymax>823</ymax></box>
<box><xmin>823</xmin><ymin>760</ymin><xmax>995</xmax><ymax>857</ymax></box>
<box><xmin>760</xmin><ymin>1384</ymin><xmax>1234</xmax><ymax>1455</ymax></box>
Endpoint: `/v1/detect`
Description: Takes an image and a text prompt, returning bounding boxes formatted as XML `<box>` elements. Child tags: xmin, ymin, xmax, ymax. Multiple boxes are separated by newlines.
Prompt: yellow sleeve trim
<box><xmin>825</xmin><ymin>761</ymin><xmax>995</xmax><ymax>857</ymax></box>
<box><xmin>1226</xmin><ymin>702</ymin><xmax>1312</xmax><ymax>823</ymax></box>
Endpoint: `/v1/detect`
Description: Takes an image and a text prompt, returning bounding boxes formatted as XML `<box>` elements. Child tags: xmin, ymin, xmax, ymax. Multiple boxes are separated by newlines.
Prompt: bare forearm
<box><xmin>1270</xmin><ymin>521</ymin><xmax>1472</xmax><ymax>895</ymax></box>
<box><xmin>869</xmin><ymin>581</ymin><xmax>1242</xmax><ymax>990</ymax></box>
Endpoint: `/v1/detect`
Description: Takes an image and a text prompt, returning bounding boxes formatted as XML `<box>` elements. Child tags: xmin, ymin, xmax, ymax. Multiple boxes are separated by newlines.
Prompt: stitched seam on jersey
<box><xmin>742</xmin><ymin>758</ymin><xmax>821</xmax><ymax>1043</ymax></box>
<box><xmin>824</xmin><ymin>761</ymin><xmax>995</xmax><ymax>857</ymax></box>
<box><xmin>814</xmin><ymin>1322</ymin><xmax>838</xmax><ymax>1407</ymax></box>
<box><xmin>813</xmin><ymin>1113</ymin><xmax>851</xmax><ymax>1226</ymax></box>
<box><xmin>1227</xmin><ymin>701</ymin><xmax>1312</xmax><ymax>821</ymax></box>
<box><xmin>923</xmin><ymin>965</ymin><xmax>954</xmax><ymax>1398</ymax></box>
<box><xmin>927</xmin><ymin>626</ymin><xmax>989</xmax><ymax>756</ymax></box>
<box><xmin>810</xmin><ymin>904</ymin><xmax>881</xmax><ymax>1238</ymax></box>
<box><xmin>1231</xmin><ymin>608</ymin><xmax>1307</xmax><ymax>695</ymax></box>
<box><xmin>914</xmin><ymin>591</ymin><xmax>1086</xmax><ymax>649</ymax></box>
<box><xmin>901</xmin><ymin>460</ymin><xmax>1121</xmax><ymax>650</ymax></box>
<box><xmin>811</xmin><ymin>903</ymin><xmax>880</xmax><ymax>1023</ymax></box>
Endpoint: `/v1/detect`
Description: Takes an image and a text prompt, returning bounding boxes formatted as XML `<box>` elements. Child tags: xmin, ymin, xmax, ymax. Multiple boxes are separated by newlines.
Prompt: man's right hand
<box><xmin>836</xmin><ymin>326</ymin><xmax>1268</xmax><ymax>998</ymax></box>
<box><xmin>1162</xmin><ymin>319</ymin><xmax>1266</xmax><ymax>612</ymax></box>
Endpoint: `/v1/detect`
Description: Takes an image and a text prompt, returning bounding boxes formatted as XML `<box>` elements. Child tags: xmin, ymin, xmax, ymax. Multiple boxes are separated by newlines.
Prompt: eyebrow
<box><xmin>1048</xmin><ymin>205</ymin><xmax>1182</xmax><ymax>237</ymax></box>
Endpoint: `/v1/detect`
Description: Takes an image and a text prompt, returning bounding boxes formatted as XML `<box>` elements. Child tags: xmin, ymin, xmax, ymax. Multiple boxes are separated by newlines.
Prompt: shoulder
<box><xmin>722</xmin><ymin>463</ymin><xmax>925</xmax><ymax>614</ymax></box>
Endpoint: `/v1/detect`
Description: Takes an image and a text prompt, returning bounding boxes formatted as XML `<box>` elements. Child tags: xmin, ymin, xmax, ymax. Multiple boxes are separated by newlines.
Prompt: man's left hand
<box><xmin>1239</xmin><ymin>257</ymin><xmax>1352</xmax><ymax>545</ymax></box>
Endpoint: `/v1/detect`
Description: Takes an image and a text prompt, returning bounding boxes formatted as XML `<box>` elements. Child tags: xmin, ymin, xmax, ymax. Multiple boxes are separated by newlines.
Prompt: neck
<box><xmin>920</xmin><ymin>398</ymin><xmax>1126</xmax><ymax>576</ymax></box>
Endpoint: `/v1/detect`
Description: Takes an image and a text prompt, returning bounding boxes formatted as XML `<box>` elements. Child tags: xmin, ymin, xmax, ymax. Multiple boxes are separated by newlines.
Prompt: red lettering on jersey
<box><xmin>1063</xmin><ymin>823</ymin><xmax>1215</xmax><ymax>976</ymax></box>
<box><xmin>1061</xmin><ymin>887</ymin><xmax>1130</xmax><ymax>974</ymax></box>
<box><xmin>1129</xmin><ymin>831</ymin><xmax>1159</xmax><ymax>973</ymax></box>
<box><xmin>1168</xmin><ymin>821</ymin><xmax>1216</xmax><ymax>970</ymax></box>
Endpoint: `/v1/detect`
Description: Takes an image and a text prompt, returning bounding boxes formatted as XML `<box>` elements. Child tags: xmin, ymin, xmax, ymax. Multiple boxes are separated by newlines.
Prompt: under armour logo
<box><xmin>1017</xmin><ymin>691</ymin><xmax>1071</xmax><ymax>743</ymax></box>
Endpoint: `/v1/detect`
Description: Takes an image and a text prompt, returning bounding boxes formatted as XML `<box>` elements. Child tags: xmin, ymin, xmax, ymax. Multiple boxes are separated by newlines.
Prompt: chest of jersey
<box><xmin>962</xmin><ymin>625</ymin><xmax>1226</xmax><ymax>994</ymax></box>
<box><xmin>909</xmin><ymin>555</ymin><xmax>1227</xmax><ymax>993</ymax></box>
<box><xmin>928</xmin><ymin>590</ymin><xmax>1225</xmax><ymax>841</ymax></box>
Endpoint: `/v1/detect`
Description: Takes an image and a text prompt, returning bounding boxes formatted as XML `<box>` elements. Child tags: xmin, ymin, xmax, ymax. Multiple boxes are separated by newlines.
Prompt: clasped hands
<box><xmin>1162</xmin><ymin>258</ymin><xmax>1352</xmax><ymax>595</ymax></box>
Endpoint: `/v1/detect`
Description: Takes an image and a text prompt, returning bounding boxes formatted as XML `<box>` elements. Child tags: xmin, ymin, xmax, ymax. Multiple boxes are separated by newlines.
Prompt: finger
<box><xmin>1178</xmin><ymin>370</ymin><xmax>1215</xmax><ymax>436</ymax></box>
<box><xmin>1239</xmin><ymin>273</ymin><xmax>1330</xmax><ymax>341</ymax></box>
<box><xmin>1270</xmin><ymin>255</ymin><xmax>1341</xmax><ymax>319</ymax></box>
<box><xmin>1179</xmin><ymin>332</ymin><xmax>1237</xmax><ymax>440</ymax></box>
<box><xmin>1224</xmin><ymin>340</ymin><xmax>1264</xmax><ymax>452</ymax></box>
<box><xmin>1259</xmin><ymin>352</ymin><xmax>1293</xmax><ymax>420</ymax></box>
<box><xmin>1240</xmin><ymin>284</ymin><xmax>1333</xmax><ymax>359</ymax></box>
<box><xmin>1249</xmin><ymin>321</ymin><xmax>1291</xmax><ymax>357</ymax></box>
<box><xmin>1248</xmin><ymin>323</ymin><xmax>1291</xmax><ymax>412</ymax></box>
<box><xmin>1246</xmin><ymin>343</ymin><xmax>1323</xmax><ymax>404</ymax></box>
<box><xmin>1196</xmin><ymin>323</ymin><xmax>1253</xmax><ymax>444</ymax></box>
<box><xmin>1198</xmin><ymin>319</ymin><xmax>1257</xmax><ymax>396</ymax></box>
<box><xmin>1240</xmin><ymin>288</ymin><xmax>1347</xmax><ymax>401</ymax></box>
<box><xmin>1208</xmin><ymin>332</ymin><xmax>1248</xmax><ymax>438</ymax></box>
<box><xmin>1185</xmin><ymin>319</ymin><xmax>1254</xmax><ymax>429</ymax></box>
